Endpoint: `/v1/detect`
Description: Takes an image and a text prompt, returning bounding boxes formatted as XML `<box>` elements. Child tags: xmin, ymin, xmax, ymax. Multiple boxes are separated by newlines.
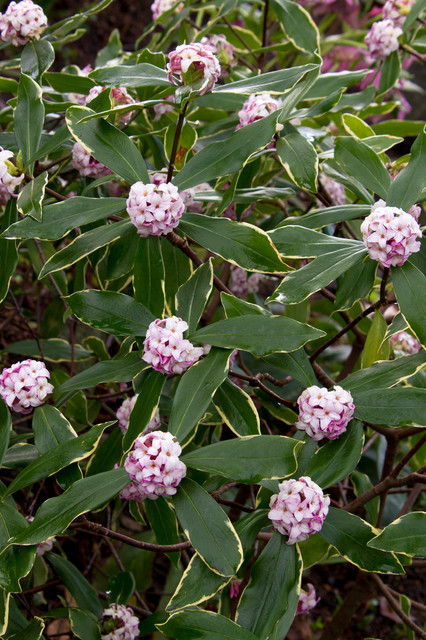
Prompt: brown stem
<box><xmin>223</xmin><ymin>17</ymin><xmax>252</xmax><ymax>50</ymax></box>
<box><xmin>400</xmin><ymin>43</ymin><xmax>425</xmax><ymax>64</ymax></box>
<box><xmin>36</xmin><ymin>152</ymin><xmax>71</xmax><ymax>173</ymax></box>
<box><xmin>229</xmin><ymin>370</ymin><xmax>296</xmax><ymax>407</ymax></box>
<box><xmin>259</xmin><ymin>0</ymin><xmax>270</xmax><ymax>67</ymax></box>
<box><xmin>397</xmin><ymin>483</ymin><xmax>423</xmax><ymax>517</ymax></box>
<box><xmin>45</xmin><ymin>186</ymin><xmax>67</xmax><ymax>201</ymax></box>
<box><xmin>370</xmin><ymin>574</ymin><xmax>426</xmax><ymax>640</ymax></box>
<box><xmin>387</xmin><ymin>586</ymin><xmax>426</xmax><ymax>614</ymax></box>
<box><xmin>167</xmin><ymin>102</ymin><xmax>188</xmax><ymax>182</ymax></box>
<box><xmin>310</xmin><ymin>361</ymin><xmax>335</xmax><ymax>387</ymax></box>
<box><xmin>392</xmin><ymin>432</ymin><xmax>426</xmax><ymax>477</ymax></box>
<box><xmin>345</xmin><ymin>471</ymin><xmax>426</xmax><ymax>512</ymax></box>
<box><xmin>22</xmin><ymin>579</ymin><xmax>60</xmax><ymax>595</ymax></box>
<box><xmin>212</xmin><ymin>496</ymin><xmax>254</xmax><ymax>513</ymax></box>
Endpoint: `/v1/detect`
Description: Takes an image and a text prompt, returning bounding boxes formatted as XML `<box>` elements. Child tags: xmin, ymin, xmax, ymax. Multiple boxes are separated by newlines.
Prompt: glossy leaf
<box><xmin>0</xmin><ymin>504</ymin><xmax>36</xmax><ymax>592</ymax></box>
<box><xmin>392</xmin><ymin>261</ymin><xmax>426</xmax><ymax>345</ymax></box>
<box><xmin>0</xmin><ymin>401</ymin><xmax>11</xmax><ymax>470</ymax></box>
<box><xmin>16</xmin><ymin>172</ymin><xmax>48</xmax><ymax>222</ymax></box>
<box><xmin>269</xmin><ymin>225</ymin><xmax>360</xmax><ymax>258</ymax></box>
<box><xmin>47</xmin><ymin>553</ymin><xmax>103</xmax><ymax>617</ymax></box>
<box><xmin>234</xmin><ymin>509</ymin><xmax>270</xmax><ymax>552</ymax></box>
<box><xmin>221</xmin><ymin>293</ymin><xmax>270</xmax><ymax>319</ymax></box>
<box><xmin>278</xmin><ymin>204</ymin><xmax>371</xmax><ymax>230</ymax></box>
<box><xmin>89</xmin><ymin>62</ymin><xmax>170</xmax><ymax>87</ymax></box>
<box><xmin>353</xmin><ymin>387</ymin><xmax>426</xmax><ymax>426</ymax></box>
<box><xmin>32</xmin><ymin>405</ymin><xmax>77</xmax><ymax>454</ymax></box>
<box><xmin>271</xmin><ymin>0</ymin><xmax>319</xmax><ymax>53</ymax></box>
<box><xmin>213</xmin><ymin>65</ymin><xmax>317</xmax><ymax>94</ymax></box>
<box><xmin>378</xmin><ymin>50</ymin><xmax>401</xmax><ymax>96</ymax></box>
<box><xmin>133</xmin><ymin>236</ymin><xmax>165</xmax><ymax>317</ymax></box>
<box><xmin>69</xmin><ymin>608</ymin><xmax>101</xmax><ymax>640</ymax></box>
<box><xmin>367</xmin><ymin>513</ymin><xmax>426</xmax><ymax>557</ymax></box>
<box><xmin>276</xmin><ymin>133</ymin><xmax>318</xmax><ymax>191</ymax></box>
<box><xmin>334</xmin><ymin>136</ymin><xmax>391</xmax><ymax>199</ymax></box>
<box><xmin>145</xmin><ymin>497</ymin><xmax>180</xmax><ymax>567</ymax></box>
<box><xmin>261</xmin><ymin>351</ymin><xmax>318</xmax><ymax>388</ymax></box>
<box><xmin>334</xmin><ymin>259</ymin><xmax>377</xmax><ymax>311</ymax></box>
<box><xmin>5</xmin><ymin>338</ymin><xmax>91</xmax><ymax>363</ymax></box>
<box><xmin>342</xmin><ymin>351</ymin><xmax>426</xmax><ymax>392</ymax></box>
<box><xmin>157</xmin><ymin>609</ymin><xmax>259</xmax><ymax>640</ymax></box>
<box><xmin>213</xmin><ymin>379</ymin><xmax>260</xmax><ymax>436</ymax></box>
<box><xmin>166</xmin><ymin>554</ymin><xmax>230</xmax><ymax>612</ymax></box>
<box><xmin>107</xmin><ymin>572</ymin><xmax>136</xmax><ymax>606</ymax></box>
<box><xmin>361</xmin><ymin>311</ymin><xmax>389</xmax><ymax>368</ymax></box>
<box><xmin>387</xmin><ymin>126</ymin><xmax>426</xmax><ymax>210</ymax></box>
<box><xmin>0</xmin><ymin>588</ymin><xmax>9</xmax><ymax>636</ymax></box>
<box><xmin>123</xmin><ymin>370</ymin><xmax>165</xmax><ymax>451</ymax></box>
<box><xmin>14</xmin><ymin>74</ymin><xmax>44</xmax><ymax>169</ymax></box>
<box><xmin>0</xmin><ymin>200</ymin><xmax>18</xmax><ymax>305</ymax></box>
<box><xmin>10</xmin><ymin>617</ymin><xmax>44</xmax><ymax>639</ymax></box>
<box><xmin>351</xmin><ymin>471</ymin><xmax>379</xmax><ymax>526</ymax></box>
<box><xmin>21</xmin><ymin>40</ymin><xmax>55</xmax><ymax>81</ymax></box>
<box><xmin>176</xmin><ymin>260</ymin><xmax>213</xmax><ymax>335</ymax></box>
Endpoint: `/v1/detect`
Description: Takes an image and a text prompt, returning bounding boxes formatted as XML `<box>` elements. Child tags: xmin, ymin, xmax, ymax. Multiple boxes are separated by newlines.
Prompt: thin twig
<box><xmin>229</xmin><ymin>370</ymin><xmax>296</xmax><ymax>407</ymax></box>
<box><xmin>371</xmin><ymin>574</ymin><xmax>426</xmax><ymax>640</ymax></box>
<box><xmin>167</xmin><ymin>102</ymin><xmax>188</xmax><ymax>182</ymax></box>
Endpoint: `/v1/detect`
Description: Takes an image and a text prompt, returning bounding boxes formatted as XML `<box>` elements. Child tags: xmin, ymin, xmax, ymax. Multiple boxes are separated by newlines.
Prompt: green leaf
<box><xmin>89</xmin><ymin>62</ymin><xmax>170</xmax><ymax>88</ymax></box>
<box><xmin>9</xmin><ymin>617</ymin><xmax>44</xmax><ymax>639</ymax></box>
<box><xmin>133</xmin><ymin>236</ymin><xmax>165</xmax><ymax>317</ymax></box>
<box><xmin>361</xmin><ymin>311</ymin><xmax>390</xmax><ymax>368</ymax></box>
<box><xmin>176</xmin><ymin>261</ymin><xmax>213</xmax><ymax>335</ymax></box>
<box><xmin>123</xmin><ymin>370</ymin><xmax>165</xmax><ymax>451</ymax></box>
<box><xmin>271</xmin><ymin>0</ymin><xmax>319</xmax><ymax>53</ymax></box>
<box><xmin>14</xmin><ymin>74</ymin><xmax>44</xmax><ymax>170</ymax></box>
<box><xmin>5</xmin><ymin>338</ymin><xmax>91</xmax><ymax>363</ymax></box>
<box><xmin>404</xmin><ymin>0</ymin><xmax>426</xmax><ymax>31</ymax></box>
<box><xmin>0</xmin><ymin>401</ymin><xmax>11</xmax><ymax>470</ymax></box>
<box><xmin>236</xmin><ymin>533</ymin><xmax>302</xmax><ymax>639</ymax></box>
<box><xmin>66</xmin><ymin>106</ymin><xmax>149</xmax><ymax>183</ymax></box>
<box><xmin>165</xmin><ymin>121</ymin><xmax>197</xmax><ymax>170</ymax></box>
<box><xmin>378</xmin><ymin>51</ymin><xmax>401</xmax><ymax>96</ymax></box>
<box><xmin>261</xmin><ymin>351</ymin><xmax>318</xmax><ymax>387</ymax></box>
<box><xmin>276</xmin><ymin>132</ymin><xmax>318</xmax><ymax>191</ymax></box>
<box><xmin>21</xmin><ymin>40</ymin><xmax>55</xmax><ymax>81</ymax></box>
<box><xmin>303</xmin><ymin>420</ymin><xmax>364</xmax><ymax>488</ymax></box>
<box><xmin>367</xmin><ymin>513</ymin><xmax>426</xmax><ymax>557</ymax></box>
<box><xmin>10</xmin><ymin>469</ymin><xmax>129</xmax><ymax>548</ymax></box>
<box><xmin>392</xmin><ymin>261</ymin><xmax>426</xmax><ymax>345</ymax></box>
<box><xmin>334</xmin><ymin>136</ymin><xmax>391</xmax><ymax>199</ymax></box>
<box><xmin>278</xmin><ymin>204</ymin><xmax>371</xmax><ymax>230</ymax></box>
<box><xmin>298</xmin><ymin>533</ymin><xmax>330</xmax><ymax>569</ymax></box>
<box><xmin>2</xmin><ymin>197</ymin><xmax>126</xmax><ymax>241</ymax></box>
<box><xmin>65</xmin><ymin>289</ymin><xmax>154</xmax><ymax>336</ymax></box>
<box><xmin>342</xmin><ymin>351</ymin><xmax>426</xmax><ymax>392</ymax></box>
<box><xmin>179</xmin><ymin>214</ymin><xmax>287</xmax><ymax>273</ymax></box>
<box><xmin>221</xmin><ymin>293</ymin><xmax>269</xmax><ymax>319</ymax></box>
<box><xmin>234</xmin><ymin>509</ymin><xmax>270</xmax><ymax>552</ymax></box>
<box><xmin>16</xmin><ymin>172</ymin><xmax>48</xmax><ymax>222</ymax></box>
<box><xmin>44</xmin><ymin>71</ymin><xmax>95</xmax><ymax>94</ymax></box>
<box><xmin>0</xmin><ymin>588</ymin><xmax>10</xmax><ymax>635</ymax></box>
<box><xmin>86</xmin><ymin>428</ymin><xmax>123</xmax><ymax>477</ymax></box>
<box><xmin>182</xmin><ymin>435</ymin><xmax>301</xmax><ymax>483</ymax></box>
<box><xmin>267</xmin><ymin>246</ymin><xmax>367</xmax><ymax>305</ymax></box>
<box><xmin>157</xmin><ymin>609</ymin><xmax>259</xmax><ymax>640</ymax></box>
<box><xmin>168</xmin><ymin>348</ymin><xmax>231</xmax><ymax>443</ymax></box>
<box><xmin>32</xmin><ymin>405</ymin><xmax>77</xmax><ymax>454</ymax></box>
<box><xmin>305</xmin><ymin>70</ymin><xmax>370</xmax><ymax>100</ymax></box>
<box><xmin>353</xmin><ymin>387</ymin><xmax>426</xmax><ymax>426</ymax></box>
<box><xmin>0</xmin><ymin>200</ymin><xmax>18</xmax><ymax>305</ymax></box>
<box><xmin>39</xmin><ymin>220</ymin><xmax>133</xmax><ymax>277</ymax></box>
<box><xmin>387</xmin><ymin>126</ymin><xmax>426</xmax><ymax>210</ymax></box>
<box><xmin>69</xmin><ymin>608</ymin><xmax>101</xmax><ymax>640</ymax></box>
<box><xmin>213</xmin><ymin>379</ymin><xmax>260</xmax><ymax>436</ymax></box>
<box><xmin>213</xmin><ymin>65</ymin><xmax>317</xmax><ymax>95</ymax></box>
<box><xmin>166</xmin><ymin>554</ymin><xmax>230</xmax><ymax>612</ymax></box>
<box><xmin>0</xmin><ymin>504</ymin><xmax>36</xmax><ymax>592</ymax></box>
<box><xmin>334</xmin><ymin>259</ymin><xmax>377</xmax><ymax>311</ymax></box>
<box><xmin>107</xmin><ymin>571</ymin><xmax>135</xmax><ymax>606</ymax></box>
<box><xmin>351</xmin><ymin>471</ymin><xmax>379</xmax><ymax>526</ymax></box>
<box><xmin>342</xmin><ymin>113</ymin><xmax>374</xmax><ymax>138</ymax></box>
<box><xmin>47</xmin><ymin>553</ymin><xmax>103</xmax><ymax>617</ymax></box>
<box><xmin>319</xmin><ymin>507</ymin><xmax>404</xmax><ymax>574</ymax></box>
<box><xmin>193</xmin><ymin>315</ymin><xmax>325</xmax><ymax>355</ymax></box>
<box><xmin>269</xmin><ymin>225</ymin><xmax>361</xmax><ymax>258</ymax></box>
<box><xmin>174</xmin><ymin>478</ymin><xmax>242</xmax><ymax>576</ymax></box>
<box><xmin>161</xmin><ymin>239</ymin><xmax>192</xmax><ymax>315</ymax></box>
<box><xmin>173</xmin><ymin>111</ymin><xmax>280</xmax><ymax>191</ymax></box>
<box><xmin>145</xmin><ymin>497</ymin><xmax>180</xmax><ymax>567</ymax></box>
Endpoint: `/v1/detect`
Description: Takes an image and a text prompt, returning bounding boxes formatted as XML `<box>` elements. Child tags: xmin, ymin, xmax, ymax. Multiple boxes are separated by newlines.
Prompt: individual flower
<box><xmin>296</xmin><ymin>385</ymin><xmax>355</xmax><ymax>441</ymax></box>
<box><xmin>229</xmin><ymin>266</ymin><xmax>260</xmax><ymax>299</ymax></box>
<box><xmin>142</xmin><ymin>316</ymin><xmax>204</xmax><ymax>375</ymax></box>
<box><xmin>116</xmin><ymin>395</ymin><xmax>161</xmax><ymax>435</ymax></box>
<box><xmin>200</xmin><ymin>34</ymin><xmax>236</xmax><ymax>74</ymax></box>
<box><xmin>296</xmin><ymin>584</ymin><xmax>320</xmax><ymax>615</ymax></box>
<box><xmin>365</xmin><ymin>19</ymin><xmax>402</xmax><ymax>61</ymax></box>
<box><xmin>72</xmin><ymin>142</ymin><xmax>112</xmax><ymax>179</ymax></box>
<box><xmin>151</xmin><ymin>0</ymin><xmax>183</xmax><ymax>20</ymax></box>
<box><xmin>120</xmin><ymin>430</ymin><xmax>186</xmax><ymax>502</ymax></box>
<box><xmin>236</xmin><ymin>93</ymin><xmax>282</xmax><ymax>130</ymax></box>
<box><xmin>86</xmin><ymin>86</ymin><xmax>135</xmax><ymax>124</ymax></box>
<box><xmin>361</xmin><ymin>199</ymin><xmax>422</xmax><ymax>268</ymax></box>
<box><xmin>0</xmin><ymin>359</ymin><xmax>54</xmax><ymax>414</ymax></box>
<box><xmin>389</xmin><ymin>331</ymin><xmax>421</xmax><ymax>355</ymax></box>
<box><xmin>383</xmin><ymin>0</ymin><xmax>415</xmax><ymax>26</ymax></box>
<box><xmin>0</xmin><ymin>0</ymin><xmax>47</xmax><ymax>46</ymax></box>
<box><xmin>167</xmin><ymin>43</ymin><xmax>221</xmax><ymax>95</ymax></box>
<box><xmin>319</xmin><ymin>174</ymin><xmax>346</xmax><ymax>206</ymax></box>
<box><xmin>0</xmin><ymin>147</ymin><xmax>24</xmax><ymax>204</ymax></box>
<box><xmin>101</xmin><ymin>603</ymin><xmax>139</xmax><ymax>640</ymax></box>
<box><xmin>126</xmin><ymin>181</ymin><xmax>184</xmax><ymax>237</ymax></box>
<box><xmin>268</xmin><ymin>477</ymin><xmax>330</xmax><ymax>545</ymax></box>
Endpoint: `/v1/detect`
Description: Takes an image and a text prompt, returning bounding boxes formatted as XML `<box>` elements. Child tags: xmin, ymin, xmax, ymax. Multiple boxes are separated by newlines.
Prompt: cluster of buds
<box><xmin>0</xmin><ymin>0</ymin><xmax>47</xmax><ymax>46</ymax></box>
<box><xmin>142</xmin><ymin>316</ymin><xmax>204</xmax><ymax>375</ymax></box>
<box><xmin>150</xmin><ymin>170</ymin><xmax>209</xmax><ymax>212</ymax></box>
<box><xmin>87</xmin><ymin>86</ymin><xmax>135</xmax><ymax>124</ymax></box>
<box><xmin>120</xmin><ymin>430</ymin><xmax>186</xmax><ymax>502</ymax></box>
<box><xmin>0</xmin><ymin>147</ymin><xmax>24</xmax><ymax>204</ymax></box>
<box><xmin>126</xmin><ymin>181</ymin><xmax>184</xmax><ymax>237</ymax></box>
<box><xmin>167</xmin><ymin>43</ymin><xmax>221</xmax><ymax>95</ymax></box>
<box><xmin>101</xmin><ymin>603</ymin><xmax>139</xmax><ymax>640</ymax></box>
<box><xmin>296</xmin><ymin>584</ymin><xmax>320</xmax><ymax>615</ymax></box>
<box><xmin>236</xmin><ymin>93</ymin><xmax>282</xmax><ymax>130</ymax></box>
<box><xmin>116</xmin><ymin>395</ymin><xmax>161</xmax><ymax>435</ymax></box>
<box><xmin>268</xmin><ymin>477</ymin><xmax>330</xmax><ymax>545</ymax></box>
<box><xmin>0</xmin><ymin>359</ymin><xmax>54</xmax><ymax>414</ymax></box>
<box><xmin>365</xmin><ymin>19</ymin><xmax>402</xmax><ymax>60</ymax></box>
<box><xmin>151</xmin><ymin>0</ymin><xmax>183</xmax><ymax>20</ymax></box>
<box><xmin>200</xmin><ymin>34</ymin><xmax>236</xmax><ymax>74</ymax></box>
<box><xmin>389</xmin><ymin>330</ymin><xmax>421</xmax><ymax>355</ymax></box>
<box><xmin>229</xmin><ymin>266</ymin><xmax>260</xmax><ymax>299</ymax></box>
<box><xmin>72</xmin><ymin>142</ymin><xmax>112</xmax><ymax>179</ymax></box>
<box><xmin>296</xmin><ymin>385</ymin><xmax>355</xmax><ymax>441</ymax></box>
<box><xmin>319</xmin><ymin>174</ymin><xmax>346</xmax><ymax>206</ymax></box>
<box><xmin>361</xmin><ymin>199</ymin><xmax>422</xmax><ymax>268</ymax></box>
<box><xmin>383</xmin><ymin>0</ymin><xmax>415</xmax><ymax>26</ymax></box>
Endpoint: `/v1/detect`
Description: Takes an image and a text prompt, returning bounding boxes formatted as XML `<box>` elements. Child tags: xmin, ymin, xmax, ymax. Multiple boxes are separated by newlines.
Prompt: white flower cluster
<box><xmin>389</xmin><ymin>330</ymin><xmax>421</xmax><ymax>355</ymax></box>
<box><xmin>150</xmin><ymin>170</ymin><xmax>209</xmax><ymax>212</ymax></box>
<box><xmin>116</xmin><ymin>395</ymin><xmax>161</xmax><ymax>435</ymax></box>
<box><xmin>319</xmin><ymin>174</ymin><xmax>346</xmax><ymax>206</ymax></box>
<box><xmin>365</xmin><ymin>19</ymin><xmax>402</xmax><ymax>60</ymax></box>
<box><xmin>0</xmin><ymin>0</ymin><xmax>47</xmax><ymax>46</ymax></box>
<box><xmin>126</xmin><ymin>181</ymin><xmax>184</xmax><ymax>237</ymax></box>
<box><xmin>0</xmin><ymin>359</ymin><xmax>54</xmax><ymax>414</ymax></box>
<box><xmin>296</xmin><ymin>385</ymin><xmax>355</xmax><ymax>441</ymax></box>
<box><xmin>142</xmin><ymin>316</ymin><xmax>204</xmax><ymax>375</ymax></box>
<box><xmin>101</xmin><ymin>603</ymin><xmax>139</xmax><ymax>640</ymax></box>
<box><xmin>167</xmin><ymin>43</ymin><xmax>221</xmax><ymax>94</ymax></box>
<box><xmin>0</xmin><ymin>147</ymin><xmax>24</xmax><ymax>204</ymax></box>
<box><xmin>296</xmin><ymin>584</ymin><xmax>320</xmax><ymax>615</ymax></box>
<box><xmin>200</xmin><ymin>34</ymin><xmax>236</xmax><ymax>74</ymax></box>
<box><xmin>236</xmin><ymin>93</ymin><xmax>282</xmax><ymax>130</ymax></box>
<box><xmin>383</xmin><ymin>0</ymin><xmax>415</xmax><ymax>26</ymax></box>
<box><xmin>229</xmin><ymin>266</ymin><xmax>260</xmax><ymax>299</ymax></box>
<box><xmin>361</xmin><ymin>199</ymin><xmax>422</xmax><ymax>268</ymax></box>
<box><xmin>151</xmin><ymin>0</ymin><xmax>183</xmax><ymax>20</ymax></box>
<box><xmin>120</xmin><ymin>430</ymin><xmax>186</xmax><ymax>501</ymax></box>
<box><xmin>72</xmin><ymin>142</ymin><xmax>112</xmax><ymax>179</ymax></box>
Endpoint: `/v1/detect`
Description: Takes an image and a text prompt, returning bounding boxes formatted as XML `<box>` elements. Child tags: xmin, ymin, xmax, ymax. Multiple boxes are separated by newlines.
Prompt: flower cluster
<box><xmin>268</xmin><ymin>477</ymin><xmax>330</xmax><ymax>545</ymax></box>
<box><xmin>0</xmin><ymin>359</ymin><xmax>54</xmax><ymax>414</ymax></box>
<box><xmin>365</xmin><ymin>19</ymin><xmax>402</xmax><ymax>60</ymax></box>
<box><xmin>319</xmin><ymin>174</ymin><xmax>346</xmax><ymax>206</ymax></box>
<box><xmin>0</xmin><ymin>147</ymin><xmax>24</xmax><ymax>204</ymax></box>
<box><xmin>236</xmin><ymin>93</ymin><xmax>282</xmax><ymax>130</ymax></box>
<box><xmin>151</xmin><ymin>0</ymin><xmax>183</xmax><ymax>20</ymax></box>
<box><xmin>361</xmin><ymin>199</ymin><xmax>422</xmax><ymax>268</ymax></box>
<box><xmin>229</xmin><ymin>266</ymin><xmax>260</xmax><ymax>299</ymax></box>
<box><xmin>383</xmin><ymin>0</ymin><xmax>415</xmax><ymax>26</ymax></box>
<box><xmin>87</xmin><ymin>86</ymin><xmax>135</xmax><ymax>124</ymax></box>
<box><xmin>389</xmin><ymin>331</ymin><xmax>421</xmax><ymax>355</ymax></box>
<box><xmin>67</xmin><ymin>64</ymin><xmax>92</xmax><ymax>105</ymax></box>
<box><xmin>142</xmin><ymin>316</ymin><xmax>204</xmax><ymax>375</ymax></box>
<box><xmin>200</xmin><ymin>34</ymin><xmax>235</xmax><ymax>74</ymax></box>
<box><xmin>150</xmin><ymin>170</ymin><xmax>209</xmax><ymax>212</ymax></box>
<box><xmin>0</xmin><ymin>0</ymin><xmax>47</xmax><ymax>46</ymax></box>
<box><xmin>296</xmin><ymin>385</ymin><xmax>355</xmax><ymax>441</ymax></box>
<box><xmin>126</xmin><ymin>181</ymin><xmax>184</xmax><ymax>237</ymax></box>
<box><xmin>167</xmin><ymin>43</ymin><xmax>221</xmax><ymax>95</ymax></box>
<box><xmin>72</xmin><ymin>142</ymin><xmax>112</xmax><ymax>178</ymax></box>
<box><xmin>296</xmin><ymin>584</ymin><xmax>320</xmax><ymax>615</ymax></box>
<box><xmin>116</xmin><ymin>395</ymin><xmax>161</xmax><ymax>435</ymax></box>
<box><xmin>101</xmin><ymin>603</ymin><xmax>139</xmax><ymax>640</ymax></box>
<box><xmin>120</xmin><ymin>430</ymin><xmax>186</xmax><ymax>501</ymax></box>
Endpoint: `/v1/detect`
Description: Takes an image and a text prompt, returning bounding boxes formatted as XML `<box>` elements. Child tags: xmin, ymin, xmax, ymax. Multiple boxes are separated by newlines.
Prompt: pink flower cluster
<box><xmin>296</xmin><ymin>584</ymin><xmax>320</xmax><ymax>615</ymax></box>
<box><xmin>0</xmin><ymin>147</ymin><xmax>24</xmax><ymax>204</ymax></box>
<box><xmin>0</xmin><ymin>359</ymin><xmax>54</xmax><ymax>414</ymax></box>
<box><xmin>200</xmin><ymin>34</ymin><xmax>236</xmax><ymax>74</ymax></box>
<box><xmin>365</xmin><ymin>19</ymin><xmax>402</xmax><ymax>60</ymax></box>
<box><xmin>389</xmin><ymin>331</ymin><xmax>421</xmax><ymax>355</ymax></box>
<box><xmin>150</xmin><ymin>170</ymin><xmax>209</xmax><ymax>212</ymax></box>
<box><xmin>116</xmin><ymin>395</ymin><xmax>161</xmax><ymax>435</ymax></box>
<box><xmin>72</xmin><ymin>142</ymin><xmax>112</xmax><ymax>179</ymax></box>
<box><xmin>229</xmin><ymin>266</ymin><xmax>260</xmax><ymax>299</ymax></box>
<box><xmin>268</xmin><ymin>477</ymin><xmax>330</xmax><ymax>545</ymax></box>
<box><xmin>142</xmin><ymin>316</ymin><xmax>204</xmax><ymax>375</ymax></box>
<box><xmin>319</xmin><ymin>174</ymin><xmax>346</xmax><ymax>206</ymax></box>
<box><xmin>167</xmin><ymin>43</ymin><xmax>221</xmax><ymax>95</ymax></box>
<box><xmin>236</xmin><ymin>93</ymin><xmax>282</xmax><ymax>130</ymax></box>
<box><xmin>383</xmin><ymin>0</ymin><xmax>415</xmax><ymax>26</ymax></box>
<box><xmin>296</xmin><ymin>385</ymin><xmax>355</xmax><ymax>441</ymax></box>
<box><xmin>151</xmin><ymin>0</ymin><xmax>183</xmax><ymax>20</ymax></box>
<box><xmin>126</xmin><ymin>181</ymin><xmax>184</xmax><ymax>237</ymax></box>
<box><xmin>101</xmin><ymin>603</ymin><xmax>139</xmax><ymax>640</ymax></box>
<box><xmin>0</xmin><ymin>0</ymin><xmax>47</xmax><ymax>46</ymax></box>
<box><xmin>120</xmin><ymin>430</ymin><xmax>186</xmax><ymax>502</ymax></box>
<box><xmin>153</xmin><ymin>96</ymin><xmax>175</xmax><ymax>121</ymax></box>
<box><xmin>87</xmin><ymin>86</ymin><xmax>135</xmax><ymax>124</ymax></box>
<box><xmin>361</xmin><ymin>199</ymin><xmax>422</xmax><ymax>268</ymax></box>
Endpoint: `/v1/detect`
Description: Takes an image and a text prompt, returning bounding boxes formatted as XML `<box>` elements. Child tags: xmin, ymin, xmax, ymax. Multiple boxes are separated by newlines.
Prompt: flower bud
<box><xmin>365</xmin><ymin>19</ymin><xmax>402</xmax><ymax>60</ymax></box>
<box><xmin>167</xmin><ymin>43</ymin><xmax>221</xmax><ymax>95</ymax></box>
<box><xmin>383</xmin><ymin>0</ymin><xmax>415</xmax><ymax>26</ymax></box>
<box><xmin>0</xmin><ymin>359</ymin><xmax>54</xmax><ymax>414</ymax></box>
<box><xmin>142</xmin><ymin>316</ymin><xmax>204</xmax><ymax>375</ymax></box>
<box><xmin>296</xmin><ymin>584</ymin><xmax>320</xmax><ymax>615</ymax></box>
<box><xmin>389</xmin><ymin>331</ymin><xmax>421</xmax><ymax>355</ymax></box>
<box><xmin>296</xmin><ymin>385</ymin><xmax>355</xmax><ymax>441</ymax></box>
<box><xmin>0</xmin><ymin>0</ymin><xmax>47</xmax><ymax>46</ymax></box>
<box><xmin>236</xmin><ymin>93</ymin><xmax>282</xmax><ymax>130</ymax></box>
<box><xmin>200</xmin><ymin>34</ymin><xmax>236</xmax><ymax>74</ymax></box>
<box><xmin>126</xmin><ymin>181</ymin><xmax>184</xmax><ymax>237</ymax></box>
